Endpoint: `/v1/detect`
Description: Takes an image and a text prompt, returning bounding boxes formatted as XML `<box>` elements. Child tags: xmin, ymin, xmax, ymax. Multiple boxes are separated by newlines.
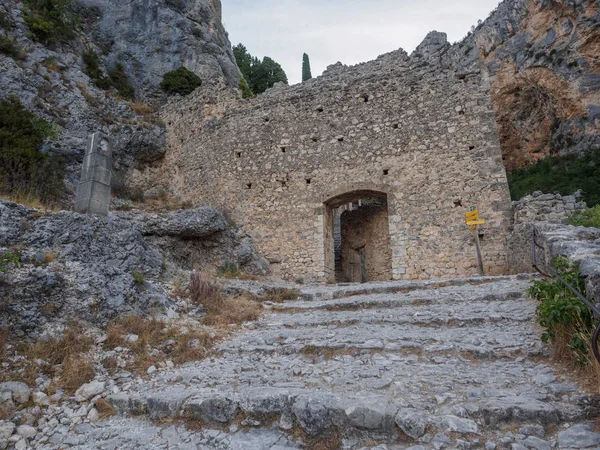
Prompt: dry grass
<box><xmin>188</xmin><ymin>271</ymin><xmax>262</xmax><ymax>325</ymax></box>
<box><xmin>95</xmin><ymin>398</ymin><xmax>117</xmax><ymax>419</ymax></box>
<box><xmin>43</xmin><ymin>252</ymin><xmax>57</xmax><ymax>263</ymax></box>
<box><xmin>168</xmin><ymin>329</ymin><xmax>219</xmax><ymax>364</ymax></box>
<box><xmin>127</xmin><ymin>100</ymin><xmax>156</xmax><ymax>117</ymax></box>
<box><xmin>0</xmin><ymin>329</ymin><xmax>8</xmax><ymax>360</ymax></box>
<box><xmin>202</xmin><ymin>295</ymin><xmax>262</xmax><ymax>326</ymax></box>
<box><xmin>264</xmin><ymin>288</ymin><xmax>300</xmax><ymax>303</ymax></box>
<box><xmin>105</xmin><ymin>315</ymin><xmax>224</xmax><ymax>373</ymax></box>
<box><xmin>27</xmin><ymin>327</ymin><xmax>95</xmax><ymax>366</ymax></box>
<box><xmin>58</xmin><ymin>357</ymin><xmax>95</xmax><ymax>394</ymax></box>
<box><xmin>0</xmin><ymin>191</ymin><xmax>57</xmax><ymax>211</ymax></box>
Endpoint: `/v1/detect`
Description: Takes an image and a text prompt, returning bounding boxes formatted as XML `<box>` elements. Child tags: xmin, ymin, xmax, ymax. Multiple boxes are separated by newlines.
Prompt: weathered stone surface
<box><xmin>0</xmin><ymin>383</ymin><xmax>30</xmax><ymax>405</ymax></box>
<box><xmin>0</xmin><ymin>422</ymin><xmax>15</xmax><ymax>450</ymax></box>
<box><xmin>75</xmin><ymin>381</ymin><xmax>106</xmax><ymax>402</ymax></box>
<box><xmin>507</xmin><ymin>221</ymin><xmax>600</xmax><ymax>302</ymax></box>
<box><xmin>344</xmin><ymin>397</ymin><xmax>397</xmax><ymax>431</ymax></box>
<box><xmin>184</xmin><ymin>395</ymin><xmax>238</xmax><ymax>423</ymax></box>
<box><xmin>154</xmin><ymin>31</ymin><xmax>513</xmax><ymax>284</ymax></box>
<box><xmin>0</xmin><ymin>200</ymin><xmax>267</xmax><ymax>337</ymax></box>
<box><xmin>15</xmin><ymin>425</ymin><xmax>36</xmax><ymax>439</ymax></box>
<box><xmin>142</xmin><ymin>208</ymin><xmax>227</xmax><ymax>238</ymax></box>
<box><xmin>557</xmin><ymin>424</ymin><xmax>600</xmax><ymax>448</ymax></box>
<box><xmin>291</xmin><ymin>393</ymin><xmax>344</xmax><ymax>437</ymax></box>
<box><xmin>395</xmin><ymin>409</ymin><xmax>428</xmax><ymax>439</ymax></box>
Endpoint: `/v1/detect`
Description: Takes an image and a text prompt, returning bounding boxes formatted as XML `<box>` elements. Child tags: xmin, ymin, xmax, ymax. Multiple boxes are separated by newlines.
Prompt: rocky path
<box><xmin>40</xmin><ymin>276</ymin><xmax>600</xmax><ymax>449</ymax></box>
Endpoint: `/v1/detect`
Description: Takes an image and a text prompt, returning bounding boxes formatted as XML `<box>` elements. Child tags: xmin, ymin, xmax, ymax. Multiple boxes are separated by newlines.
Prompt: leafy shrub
<box><xmin>0</xmin><ymin>98</ymin><xmax>65</xmax><ymax>204</ymax></box>
<box><xmin>0</xmin><ymin>34</ymin><xmax>20</xmax><ymax>58</ymax></box>
<box><xmin>508</xmin><ymin>149</ymin><xmax>600</xmax><ymax>207</ymax></box>
<box><xmin>569</xmin><ymin>205</ymin><xmax>600</xmax><ymax>229</ymax></box>
<box><xmin>217</xmin><ymin>261</ymin><xmax>239</xmax><ymax>278</ymax></box>
<box><xmin>131</xmin><ymin>270</ymin><xmax>145</xmax><ymax>285</ymax></box>
<box><xmin>0</xmin><ymin>11</ymin><xmax>14</xmax><ymax>30</ymax></box>
<box><xmin>528</xmin><ymin>258</ymin><xmax>595</xmax><ymax>366</ymax></box>
<box><xmin>83</xmin><ymin>50</ymin><xmax>135</xmax><ymax>99</ymax></box>
<box><xmin>239</xmin><ymin>77</ymin><xmax>254</xmax><ymax>99</ymax></box>
<box><xmin>0</xmin><ymin>250</ymin><xmax>21</xmax><ymax>273</ymax></box>
<box><xmin>107</xmin><ymin>63</ymin><xmax>135</xmax><ymax>99</ymax></box>
<box><xmin>23</xmin><ymin>0</ymin><xmax>78</xmax><ymax>46</ymax></box>
<box><xmin>160</xmin><ymin>67</ymin><xmax>202</xmax><ymax>96</ymax></box>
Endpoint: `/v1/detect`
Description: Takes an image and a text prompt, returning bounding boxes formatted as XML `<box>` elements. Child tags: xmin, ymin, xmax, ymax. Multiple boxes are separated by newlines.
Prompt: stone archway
<box><xmin>323</xmin><ymin>190</ymin><xmax>393</xmax><ymax>284</ymax></box>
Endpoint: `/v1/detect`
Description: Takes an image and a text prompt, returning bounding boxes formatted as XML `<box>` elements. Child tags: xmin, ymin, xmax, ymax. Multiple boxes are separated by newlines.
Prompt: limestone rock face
<box><xmin>0</xmin><ymin>200</ymin><xmax>268</xmax><ymax>338</ymax></box>
<box><xmin>77</xmin><ymin>0</ymin><xmax>239</xmax><ymax>93</ymax></box>
<box><xmin>0</xmin><ymin>0</ymin><xmax>237</xmax><ymax>196</ymax></box>
<box><xmin>446</xmin><ymin>0</ymin><xmax>600</xmax><ymax>169</ymax></box>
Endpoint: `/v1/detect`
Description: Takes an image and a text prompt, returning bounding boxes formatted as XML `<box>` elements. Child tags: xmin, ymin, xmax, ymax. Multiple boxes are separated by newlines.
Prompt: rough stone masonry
<box><xmin>150</xmin><ymin>32</ymin><xmax>513</xmax><ymax>283</ymax></box>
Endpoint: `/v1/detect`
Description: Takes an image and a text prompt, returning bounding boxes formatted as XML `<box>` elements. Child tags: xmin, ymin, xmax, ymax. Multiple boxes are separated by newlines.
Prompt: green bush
<box><xmin>131</xmin><ymin>270</ymin><xmax>145</xmax><ymax>285</ymax></box>
<box><xmin>0</xmin><ymin>98</ymin><xmax>64</xmax><ymax>203</ymax></box>
<box><xmin>528</xmin><ymin>258</ymin><xmax>595</xmax><ymax>366</ymax></box>
<box><xmin>569</xmin><ymin>205</ymin><xmax>600</xmax><ymax>229</ymax></box>
<box><xmin>160</xmin><ymin>67</ymin><xmax>202</xmax><ymax>96</ymax></box>
<box><xmin>0</xmin><ymin>250</ymin><xmax>21</xmax><ymax>273</ymax></box>
<box><xmin>23</xmin><ymin>0</ymin><xmax>78</xmax><ymax>46</ymax></box>
<box><xmin>508</xmin><ymin>149</ymin><xmax>600</xmax><ymax>207</ymax></box>
<box><xmin>0</xmin><ymin>34</ymin><xmax>20</xmax><ymax>58</ymax></box>
<box><xmin>83</xmin><ymin>50</ymin><xmax>135</xmax><ymax>99</ymax></box>
<box><xmin>0</xmin><ymin>11</ymin><xmax>14</xmax><ymax>30</ymax></box>
<box><xmin>238</xmin><ymin>77</ymin><xmax>254</xmax><ymax>99</ymax></box>
<box><xmin>217</xmin><ymin>261</ymin><xmax>239</xmax><ymax>278</ymax></box>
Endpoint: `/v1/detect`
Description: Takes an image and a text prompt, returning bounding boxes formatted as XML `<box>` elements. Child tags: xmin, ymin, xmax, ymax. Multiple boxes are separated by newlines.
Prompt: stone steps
<box><xmin>104</xmin><ymin>275</ymin><xmax>599</xmax><ymax>448</ymax></box>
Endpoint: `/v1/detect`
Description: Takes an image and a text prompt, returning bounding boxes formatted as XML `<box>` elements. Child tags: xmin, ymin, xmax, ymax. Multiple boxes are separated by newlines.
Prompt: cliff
<box><xmin>0</xmin><ymin>0</ymin><xmax>238</xmax><ymax>197</ymax></box>
<box><xmin>451</xmin><ymin>0</ymin><xmax>600</xmax><ymax>170</ymax></box>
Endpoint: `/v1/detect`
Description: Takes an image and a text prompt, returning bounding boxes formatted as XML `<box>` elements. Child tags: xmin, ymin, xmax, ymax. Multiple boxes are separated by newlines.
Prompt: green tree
<box><xmin>302</xmin><ymin>53</ymin><xmax>312</xmax><ymax>82</ymax></box>
<box><xmin>160</xmin><ymin>66</ymin><xmax>202</xmax><ymax>96</ymax></box>
<box><xmin>233</xmin><ymin>44</ymin><xmax>252</xmax><ymax>82</ymax></box>
<box><xmin>0</xmin><ymin>98</ymin><xmax>64</xmax><ymax>202</ymax></box>
<box><xmin>232</xmin><ymin>43</ymin><xmax>288</xmax><ymax>95</ymax></box>
<box><xmin>23</xmin><ymin>0</ymin><xmax>78</xmax><ymax>47</ymax></box>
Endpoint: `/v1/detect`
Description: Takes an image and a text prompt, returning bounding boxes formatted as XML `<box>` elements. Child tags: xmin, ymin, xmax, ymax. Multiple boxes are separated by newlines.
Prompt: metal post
<box><xmin>474</xmin><ymin>225</ymin><xmax>484</xmax><ymax>276</ymax></box>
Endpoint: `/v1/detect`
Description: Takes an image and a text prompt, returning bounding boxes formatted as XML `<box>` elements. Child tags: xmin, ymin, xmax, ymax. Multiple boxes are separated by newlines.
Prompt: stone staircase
<box><xmin>96</xmin><ymin>275</ymin><xmax>600</xmax><ymax>449</ymax></box>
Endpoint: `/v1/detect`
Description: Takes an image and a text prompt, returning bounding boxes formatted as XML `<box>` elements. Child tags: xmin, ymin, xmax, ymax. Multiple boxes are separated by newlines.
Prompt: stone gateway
<box><xmin>152</xmin><ymin>33</ymin><xmax>513</xmax><ymax>283</ymax></box>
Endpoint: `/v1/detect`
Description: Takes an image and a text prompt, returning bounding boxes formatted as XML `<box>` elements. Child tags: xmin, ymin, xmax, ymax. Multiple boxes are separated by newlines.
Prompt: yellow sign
<box><xmin>467</xmin><ymin>219</ymin><xmax>486</xmax><ymax>226</ymax></box>
<box><xmin>465</xmin><ymin>210</ymin><xmax>479</xmax><ymax>220</ymax></box>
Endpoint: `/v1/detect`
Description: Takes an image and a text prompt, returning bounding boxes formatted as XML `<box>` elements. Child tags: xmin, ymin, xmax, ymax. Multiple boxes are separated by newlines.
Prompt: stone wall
<box><xmin>150</xmin><ymin>33</ymin><xmax>513</xmax><ymax>283</ymax></box>
<box><xmin>512</xmin><ymin>191</ymin><xmax>586</xmax><ymax>224</ymax></box>
<box><xmin>507</xmin><ymin>222</ymin><xmax>600</xmax><ymax>302</ymax></box>
<box><xmin>340</xmin><ymin>203</ymin><xmax>392</xmax><ymax>283</ymax></box>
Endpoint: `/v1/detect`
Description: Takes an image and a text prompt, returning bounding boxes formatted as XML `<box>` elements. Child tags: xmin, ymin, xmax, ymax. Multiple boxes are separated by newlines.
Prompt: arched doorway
<box><xmin>323</xmin><ymin>190</ymin><xmax>392</xmax><ymax>284</ymax></box>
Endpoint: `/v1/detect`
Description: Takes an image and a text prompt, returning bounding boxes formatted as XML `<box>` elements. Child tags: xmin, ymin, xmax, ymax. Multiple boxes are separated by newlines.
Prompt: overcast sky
<box><xmin>222</xmin><ymin>0</ymin><xmax>502</xmax><ymax>85</ymax></box>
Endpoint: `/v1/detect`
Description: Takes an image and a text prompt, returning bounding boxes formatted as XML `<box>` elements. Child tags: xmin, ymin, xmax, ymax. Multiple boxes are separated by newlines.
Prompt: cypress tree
<box><xmin>302</xmin><ymin>53</ymin><xmax>312</xmax><ymax>82</ymax></box>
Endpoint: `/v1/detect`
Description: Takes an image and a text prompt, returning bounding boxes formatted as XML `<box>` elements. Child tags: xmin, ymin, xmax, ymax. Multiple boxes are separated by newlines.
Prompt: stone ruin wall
<box><xmin>153</xmin><ymin>42</ymin><xmax>514</xmax><ymax>283</ymax></box>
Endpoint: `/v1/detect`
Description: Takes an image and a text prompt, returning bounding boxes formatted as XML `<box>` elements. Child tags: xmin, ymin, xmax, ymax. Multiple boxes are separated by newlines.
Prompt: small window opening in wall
<box><xmin>280</xmin><ymin>180</ymin><xmax>287</xmax><ymax>187</ymax></box>
<box><xmin>280</xmin><ymin>147</ymin><xmax>286</xmax><ymax>153</ymax></box>
<box><xmin>453</xmin><ymin>199</ymin><xmax>463</xmax><ymax>207</ymax></box>
<box><xmin>306</xmin><ymin>178</ymin><xmax>312</xmax><ymax>185</ymax></box>
<box><xmin>316</xmin><ymin>106</ymin><xmax>324</xmax><ymax>113</ymax></box>
<box><xmin>236</xmin><ymin>152</ymin><xmax>242</xmax><ymax>158</ymax></box>
<box><xmin>361</xmin><ymin>94</ymin><xmax>369</xmax><ymax>103</ymax></box>
<box><xmin>392</xmin><ymin>124</ymin><xmax>399</xmax><ymax>129</ymax></box>
<box><xmin>469</xmin><ymin>145</ymin><xmax>475</xmax><ymax>150</ymax></box>
<box><xmin>337</xmin><ymin>136</ymin><xmax>344</xmax><ymax>142</ymax></box>
<box><xmin>264</xmin><ymin>117</ymin><xmax>270</xmax><ymax>122</ymax></box>
<box><xmin>478</xmin><ymin>232</ymin><xmax>485</xmax><ymax>240</ymax></box>
<box><xmin>168</xmin><ymin>121</ymin><xmax>172</xmax><ymax>126</ymax></box>
<box><xmin>383</xmin><ymin>169</ymin><xmax>389</xmax><ymax>176</ymax></box>
<box><xmin>311</xmin><ymin>136</ymin><xmax>318</xmax><ymax>142</ymax></box>
<box><xmin>458</xmin><ymin>110</ymin><xmax>465</xmax><ymax>115</ymax></box>
<box><xmin>246</xmin><ymin>183</ymin><xmax>252</xmax><ymax>189</ymax></box>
